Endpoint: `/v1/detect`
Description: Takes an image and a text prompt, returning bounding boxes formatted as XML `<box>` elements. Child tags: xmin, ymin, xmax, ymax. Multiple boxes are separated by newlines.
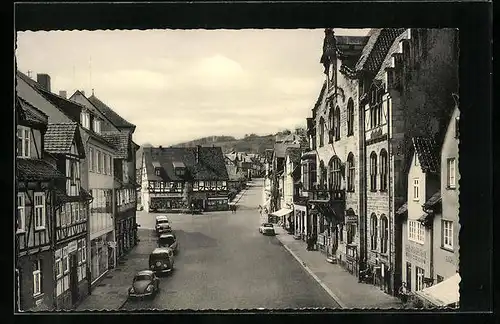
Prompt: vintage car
<box><xmin>155</xmin><ymin>215</ymin><xmax>171</xmax><ymax>235</ymax></box>
<box><xmin>158</xmin><ymin>233</ymin><xmax>179</xmax><ymax>254</ymax></box>
<box><xmin>128</xmin><ymin>270</ymin><xmax>159</xmax><ymax>299</ymax></box>
<box><xmin>259</xmin><ymin>223</ymin><xmax>275</xmax><ymax>236</ymax></box>
<box><xmin>149</xmin><ymin>247</ymin><xmax>175</xmax><ymax>275</ymax></box>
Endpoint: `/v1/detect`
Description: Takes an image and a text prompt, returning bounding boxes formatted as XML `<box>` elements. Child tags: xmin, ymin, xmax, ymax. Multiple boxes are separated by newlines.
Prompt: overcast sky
<box><xmin>16</xmin><ymin>29</ymin><xmax>370</xmax><ymax>146</ymax></box>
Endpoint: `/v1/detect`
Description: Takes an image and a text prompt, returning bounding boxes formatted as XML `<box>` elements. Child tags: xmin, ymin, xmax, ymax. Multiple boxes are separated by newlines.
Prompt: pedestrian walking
<box><xmin>398</xmin><ymin>282</ymin><xmax>409</xmax><ymax>303</ymax></box>
<box><xmin>306</xmin><ymin>234</ymin><xmax>312</xmax><ymax>251</ymax></box>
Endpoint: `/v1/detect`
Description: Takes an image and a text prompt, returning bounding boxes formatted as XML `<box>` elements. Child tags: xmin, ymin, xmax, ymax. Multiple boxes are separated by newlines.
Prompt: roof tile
<box><xmin>44</xmin><ymin>123</ymin><xmax>78</xmax><ymax>154</ymax></box>
<box><xmin>17</xmin><ymin>158</ymin><xmax>65</xmax><ymax>181</ymax></box>
<box><xmin>88</xmin><ymin>95</ymin><xmax>135</xmax><ymax>128</ymax></box>
<box><xmin>412</xmin><ymin>136</ymin><xmax>440</xmax><ymax>173</ymax></box>
<box><xmin>101</xmin><ymin>131</ymin><xmax>130</xmax><ymax>159</ymax></box>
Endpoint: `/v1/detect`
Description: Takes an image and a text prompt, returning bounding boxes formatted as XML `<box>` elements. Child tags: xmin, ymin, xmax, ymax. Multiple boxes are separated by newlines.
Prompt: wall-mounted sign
<box><xmin>152</xmin><ymin>193</ymin><xmax>182</xmax><ymax>198</ymax></box>
<box><xmin>405</xmin><ymin>242</ymin><xmax>427</xmax><ymax>265</ymax></box>
<box><xmin>345</xmin><ymin>215</ymin><xmax>358</xmax><ymax>223</ymax></box>
<box><xmin>68</xmin><ymin>241</ymin><xmax>77</xmax><ymax>253</ymax></box>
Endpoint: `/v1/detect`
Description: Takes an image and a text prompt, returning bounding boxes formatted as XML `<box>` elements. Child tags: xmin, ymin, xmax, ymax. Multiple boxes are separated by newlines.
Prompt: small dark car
<box><xmin>128</xmin><ymin>270</ymin><xmax>159</xmax><ymax>299</ymax></box>
<box><xmin>149</xmin><ymin>247</ymin><xmax>175</xmax><ymax>275</ymax></box>
<box><xmin>158</xmin><ymin>233</ymin><xmax>179</xmax><ymax>254</ymax></box>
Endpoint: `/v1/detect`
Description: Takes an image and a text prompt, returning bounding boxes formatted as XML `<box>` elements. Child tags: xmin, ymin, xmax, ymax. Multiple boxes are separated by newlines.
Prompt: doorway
<box><xmin>70</xmin><ymin>254</ymin><xmax>78</xmax><ymax>305</ymax></box>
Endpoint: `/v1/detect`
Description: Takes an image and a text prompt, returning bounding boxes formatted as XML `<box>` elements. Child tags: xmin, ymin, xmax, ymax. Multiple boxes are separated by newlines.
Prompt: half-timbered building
<box><xmin>44</xmin><ymin>122</ymin><xmax>92</xmax><ymax>309</ymax></box>
<box><xmin>141</xmin><ymin>145</ymin><xmax>230</xmax><ymax>212</ymax></box>
<box><xmin>16</xmin><ymin>97</ymin><xmax>64</xmax><ymax>311</ymax></box>
<box><xmin>16</xmin><ymin>71</ymin><xmax>119</xmax><ymax>287</ymax></box>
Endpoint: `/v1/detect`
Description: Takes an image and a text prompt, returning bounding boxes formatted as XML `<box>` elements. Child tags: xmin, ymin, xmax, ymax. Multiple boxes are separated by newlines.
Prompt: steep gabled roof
<box><xmin>101</xmin><ymin>131</ymin><xmax>131</xmax><ymax>159</ymax></box>
<box><xmin>17</xmin><ymin>158</ymin><xmax>65</xmax><ymax>181</ymax></box>
<box><xmin>355</xmin><ymin>28</ymin><xmax>406</xmax><ymax>74</ymax></box>
<box><xmin>143</xmin><ymin>146</ymin><xmax>229</xmax><ymax>182</ymax></box>
<box><xmin>88</xmin><ymin>95</ymin><xmax>135</xmax><ymax>129</ymax></box>
<box><xmin>44</xmin><ymin>122</ymin><xmax>85</xmax><ymax>159</ymax></box>
<box><xmin>412</xmin><ymin>136</ymin><xmax>440</xmax><ymax>174</ymax></box>
<box><xmin>374</xmin><ymin>30</ymin><xmax>409</xmax><ymax>82</ymax></box>
<box><xmin>274</xmin><ymin>142</ymin><xmax>300</xmax><ymax>159</ymax></box>
<box><xmin>17</xmin><ymin>97</ymin><xmax>48</xmax><ymax>127</ymax></box>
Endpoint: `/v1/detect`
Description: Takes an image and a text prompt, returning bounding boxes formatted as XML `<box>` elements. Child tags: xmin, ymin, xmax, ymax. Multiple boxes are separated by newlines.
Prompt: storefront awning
<box><xmin>271</xmin><ymin>208</ymin><xmax>293</xmax><ymax>217</ymax></box>
<box><xmin>414</xmin><ymin>273</ymin><xmax>461</xmax><ymax>307</ymax></box>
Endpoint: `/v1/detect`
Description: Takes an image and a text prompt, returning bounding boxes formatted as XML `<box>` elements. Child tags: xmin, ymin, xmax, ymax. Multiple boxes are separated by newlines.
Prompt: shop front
<box><xmin>149</xmin><ymin>193</ymin><xmax>184</xmax><ymax>212</ymax></box>
<box><xmin>206</xmin><ymin>197</ymin><xmax>229</xmax><ymax>211</ymax></box>
<box><xmin>293</xmin><ymin>204</ymin><xmax>307</xmax><ymax>240</ymax></box>
<box><xmin>90</xmin><ymin>232</ymin><xmax>115</xmax><ymax>284</ymax></box>
<box><xmin>116</xmin><ymin>210</ymin><xmax>136</xmax><ymax>259</ymax></box>
<box><xmin>54</xmin><ymin>238</ymin><xmax>89</xmax><ymax>309</ymax></box>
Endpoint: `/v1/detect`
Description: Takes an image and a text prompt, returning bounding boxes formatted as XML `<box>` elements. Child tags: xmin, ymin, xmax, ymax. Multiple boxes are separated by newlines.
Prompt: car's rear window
<box><xmin>134</xmin><ymin>275</ymin><xmax>152</xmax><ymax>282</ymax></box>
<box><xmin>263</xmin><ymin>224</ymin><xmax>273</xmax><ymax>227</ymax></box>
<box><xmin>149</xmin><ymin>253</ymin><xmax>169</xmax><ymax>263</ymax></box>
<box><xmin>157</xmin><ymin>220</ymin><xmax>169</xmax><ymax>224</ymax></box>
<box><xmin>159</xmin><ymin>236</ymin><xmax>175</xmax><ymax>246</ymax></box>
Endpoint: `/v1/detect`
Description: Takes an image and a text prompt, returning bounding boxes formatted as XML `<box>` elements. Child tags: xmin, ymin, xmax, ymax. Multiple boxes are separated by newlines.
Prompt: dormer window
<box><xmin>80</xmin><ymin>111</ymin><xmax>90</xmax><ymax>129</ymax></box>
<box><xmin>93</xmin><ymin>118</ymin><xmax>101</xmax><ymax>134</ymax></box>
<box><xmin>329</xmin><ymin>63</ymin><xmax>335</xmax><ymax>81</ymax></box>
<box><xmin>155</xmin><ymin>168</ymin><xmax>161</xmax><ymax>176</ymax></box>
<box><xmin>173</xmin><ymin>161</ymin><xmax>186</xmax><ymax>177</ymax></box>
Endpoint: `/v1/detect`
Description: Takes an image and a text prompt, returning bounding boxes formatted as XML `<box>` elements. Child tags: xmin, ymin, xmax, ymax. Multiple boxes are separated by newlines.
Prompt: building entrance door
<box><xmin>70</xmin><ymin>254</ymin><xmax>78</xmax><ymax>305</ymax></box>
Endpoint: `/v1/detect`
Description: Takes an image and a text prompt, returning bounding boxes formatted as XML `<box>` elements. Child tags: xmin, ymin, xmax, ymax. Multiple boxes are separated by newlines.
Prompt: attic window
<box><xmin>155</xmin><ymin>168</ymin><xmax>161</xmax><ymax>176</ymax></box>
<box><xmin>175</xmin><ymin>168</ymin><xmax>185</xmax><ymax>176</ymax></box>
<box><xmin>455</xmin><ymin>116</ymin><xmax>460</xmax><ymax>139</ymax></box>
<box><xmin>80</xmin><ymin>111</ymin><xmax>90</xmax><ymax>129</ymax></box>
<box><xmin>93</xmin><ymin>118</ymin><xmax>101</xmax><ymax>134</ymax></box>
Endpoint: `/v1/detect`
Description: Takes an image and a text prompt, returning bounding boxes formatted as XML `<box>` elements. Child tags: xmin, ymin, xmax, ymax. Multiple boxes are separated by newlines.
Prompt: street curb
<box><xmin>118</xmin><ymin>298</ymin><xmax>128</xmax><ymax>310</ymax></box>
<box><xmin>279</xmin><ymin>238</ymin><xmax>347</xmax><ymax>309</ymax></box>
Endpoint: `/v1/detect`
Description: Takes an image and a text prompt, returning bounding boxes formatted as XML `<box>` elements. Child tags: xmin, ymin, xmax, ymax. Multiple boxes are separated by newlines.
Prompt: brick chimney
<box><xmin>36</xmin><ymin>74</ymin><xmax>51</xmax><ymax>92</ymax></box>
<box><xmin>59</xmin><ymin>90</ymin><xmax>67</xmax><ymax>99</ymax></box>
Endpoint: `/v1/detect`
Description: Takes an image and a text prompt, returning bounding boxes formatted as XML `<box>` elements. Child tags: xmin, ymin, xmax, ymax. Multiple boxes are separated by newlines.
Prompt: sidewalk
<box><xmin>274</xmin><ymin>227</ymin><xmax>403</xmax><ymax>309</ymax></box>
<box><xmin>76</xmin><ymin>234</ymin><xmax>155</xmax><ymax>311</ymax></box>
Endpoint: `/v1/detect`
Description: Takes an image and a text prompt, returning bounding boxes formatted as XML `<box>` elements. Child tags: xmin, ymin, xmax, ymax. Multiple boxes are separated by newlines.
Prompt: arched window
<box><xmin>347</xmin><ymin>98</ymin><xmax>354</xmax><ymax>136</ymax></box>
<box><xmin>319</xmin><ymin>117</ymin><xmax>325</xmax><ymax>147</ymax></box>
<box><xmin>328</xmin><ymin>106</ymin><xmax>334</xmax><ymax>143</ymax></box>
<box><xmin>380</xmin><ymin>149</ymin><xmax>388</xmax><ymax>191</ymax></box>
<box><xmin>369</xmin><ymin>87</ymin><xmax>383</xmax><ymax>129</ymax></box>
<box><xmin>380</xmin><ymin>214</ymin><xmax>389</xmax><ymax>254</ymax></box>
<box><xmin>328</xmin><ymin>156</ymin><xmax>342</xmax><ymax>190</ymax></box>
<box><xmin>320</xmin><ymin>161</ymin><xmax>327</xmax><ymax>188</ymax></box>
<box><xmin>370</xmin><ymin>213</ymin><xmax>378</xmax><ymax>251</ymax></box>
<box><xmin>334</xmin><ymin>106</ymin><xmax>341</xmax><ymax>140</ymax></box>
<box><xmin>370</xmin><ymin>152</ymin><xmax>378</xmax><ymax>191</ymax></box>
<box><xmin>347</xmin><ymin>153</ymin><xmax>355</xmax><ymax>192</ymax></box>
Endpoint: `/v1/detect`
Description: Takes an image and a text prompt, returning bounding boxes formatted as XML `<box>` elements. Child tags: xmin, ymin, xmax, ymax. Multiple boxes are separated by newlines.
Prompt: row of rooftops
<box><xmin>16</xmin><ymin>70</ymin><xmax>139</xmax><ymax>159</ymax></box>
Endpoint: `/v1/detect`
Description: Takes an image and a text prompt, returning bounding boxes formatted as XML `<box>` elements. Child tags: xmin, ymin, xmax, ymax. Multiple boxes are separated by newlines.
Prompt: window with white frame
<box><xmin>17</xmin><ymin>193</ymin><xmax>26</xmax><ymax>233</ymax></box>
<box><xmin>442</xmin><ymin>220</ymin><xmax>453</xmax><ymax>249</ymax></box>
<box><xmin>34</xmin><ymin>193</ymin><xmax>46</xmax><ymax>230</ymax></box>
<box><xmin>415</xmin><ymin>266</ymin><xmax>425</xmax><ymax>291</ymax></box>
<box><xmin>63</xmin><ymin>247</ymin><xmax>69</xmax><ymax>274</ymax></box>
<box><xmin>55</xmin><ymin>249</ymin><xmax>62</xmax><ymax>278</ymax></box>
<box><xmin>17</xmin><ymin>126</ymin><xmax>31</xmax><ymax>157</ymax></box>
<box><xmin>96</xmin><ymin>150</ymin><xmax>102</xmax><ymax>173</ymax></box>
<box><xmin>108</xmin><ymin>155</ymin><xmax>112</xmax><ymax>175</ymax></box>
<box><xmin>93</xmin><ymin>118</ymin><xmax>101</xmax><ymax>134</ymax></box>
<box><xmin>33</xmin><ymin>259</ymin><xmax>43</xmax><ymax>296</ymax></box>
<box><xmin>89</xmin><ymin>147</ymin><xmax>94</xmax><ymax>172</ymax></box>
<box><xmin>80</xmin><ymin>111</ymin><xmax>90</xmax><ymax>129</ymax></box>
<box><xmin>447</xmin><ymin>158</ymin><xmax>456</xmax><ymax>189</ymax></box>
<box><xmin>380</xmin><ymin>215</ymin><xmax>389</xmax><ymax>254</ymax></box>
<box><xmin>408</xmin><ymin>220</ymin><xmax>425</xmax><ymax>244</ymax></box>
<box><xmin>413</xmin><ymin>178</ymin><xmax>420</xmax><ymax>201</ymax></box>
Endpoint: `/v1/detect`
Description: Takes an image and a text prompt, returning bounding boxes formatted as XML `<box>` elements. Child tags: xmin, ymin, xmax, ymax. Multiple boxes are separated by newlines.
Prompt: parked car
<box><xmin>128</xmin><ymin>270</ymin><xmax>159</xmax><ymax>299</ymax></box>
<box><xmin>155</xmin><ymin>215</ymin><xmax>171</xmax><ymax>235</ymax></box>
<box><xmin>259</xmin><ymin>223</ymin><xmax>275</xmax><ymax>236</ymax></box>
<box><xmin>149</xmin><ymin>247</ymin><xmax>175</xmax><ymax>275</ymax></box>
<box><xmin>158</xmin><ymin>233</ymin><xmax>179</xmax><ymax>254</ymax></box>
